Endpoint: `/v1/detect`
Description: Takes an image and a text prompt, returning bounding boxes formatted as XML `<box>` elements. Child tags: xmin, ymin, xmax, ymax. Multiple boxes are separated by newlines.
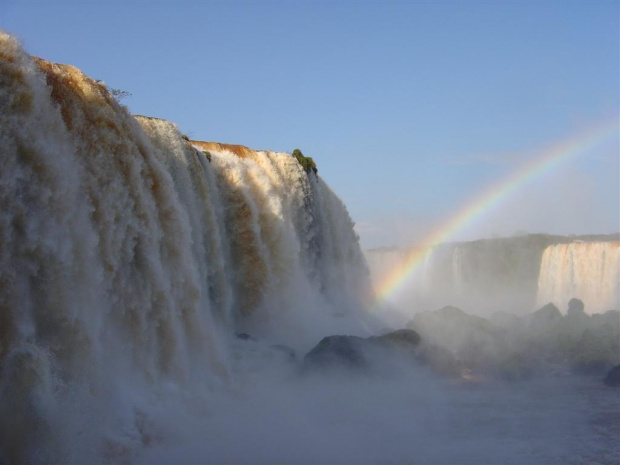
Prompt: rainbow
<box><xmin>374</xmin><ymin>118</ymin><xmax>619</xmax><ymax>305</ymax></box>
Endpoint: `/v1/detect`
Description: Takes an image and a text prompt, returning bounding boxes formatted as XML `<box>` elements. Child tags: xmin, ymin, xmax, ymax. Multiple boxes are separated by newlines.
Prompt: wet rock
<box><xmin>374</xmin><ymin>328</ymin><xmax>421</xmax><ymax>348</ymax></box>
<box><xmin>302</xmin><ymin>329</ymin><xmax>422</xmax><ymax>374</ymax></box>
<box><xmin>303</xmin><ymin>335</ymin><xmax>369</xmax><ymax>372</ymax></box>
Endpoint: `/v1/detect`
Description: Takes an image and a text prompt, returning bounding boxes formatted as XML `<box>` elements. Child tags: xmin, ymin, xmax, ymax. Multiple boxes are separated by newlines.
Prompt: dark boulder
<box><xmin>530</xmin><ymin>303</ymin><xmax>562</xmax><ymax>328</ymax></box>
<box><xmin>567</xmin><ymin>298</ymin><xmax>586</xmax><ymax>317</ymax></box>
<box><xmin>604</xmin><ymin>364</ymin><xmax>620</xmax><ymax>387</ymax></box>
<box><xmin>303</xmin><ymin>335</ymin><xmax>369</xmax><ymax>372</ymax></box>
<box><xmin>302</xmin><ymin>329</ymin><xmax>422</xmax><ymax>374</ymax></box>
<box><xmin>370</xmin><ymin>329</ymin><xmax>422</xmax><ymax>366</ymax></box>
<box><xmin>374</xmin><ymin>328</ymin><xmax>421</xmax><ymax>348</ymax></box>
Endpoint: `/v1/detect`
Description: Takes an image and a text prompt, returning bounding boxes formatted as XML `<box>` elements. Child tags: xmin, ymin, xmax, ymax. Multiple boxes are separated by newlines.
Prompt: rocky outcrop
<box><xmin>302</xmin><ymin>329</ymin><xmax>421</xmax><ymax>373</ymax></box>
<box><xmin>303</xmin><ymin>335</ymin><xmax>368</xmax><ymax>371</ymax></box>
<box><xmin>408</xmin><ymin>306</ymin><xmax>498</xmax><ymax>356</ymax></box>
<box><xmin>528</xmin><ymin>303</ymin><xmax>563</xmax><ymax>329</ymax></box>
<box><xmin>404</xmin><ymin>303</ymin><xmax>620</xmax><ymax>381</ymax></box>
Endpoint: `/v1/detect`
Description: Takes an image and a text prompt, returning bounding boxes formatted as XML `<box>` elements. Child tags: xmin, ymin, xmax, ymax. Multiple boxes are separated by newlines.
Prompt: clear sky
<box><xmin>2</xmin><ymin>0</ymin><xmax>618</xmax><ymax>248</ymax></box>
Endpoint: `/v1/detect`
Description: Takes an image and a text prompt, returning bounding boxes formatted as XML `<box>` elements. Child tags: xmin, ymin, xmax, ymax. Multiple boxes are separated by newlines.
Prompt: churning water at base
<box><xmin>134</xmin><ymin>359</ymin><xmax>619</xmax><ymax>465</ymax></box>
<box><xmin>1</xmin><ymin>31</ymin><xmax>619</xmax><ymax>464</ymax></box>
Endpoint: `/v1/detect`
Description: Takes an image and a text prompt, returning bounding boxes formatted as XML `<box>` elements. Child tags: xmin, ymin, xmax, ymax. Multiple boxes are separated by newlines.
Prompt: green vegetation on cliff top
<box><xmin>292</xmin><ymin>149</ymin><xmax>317</xmax><ymax>175</ymax></box>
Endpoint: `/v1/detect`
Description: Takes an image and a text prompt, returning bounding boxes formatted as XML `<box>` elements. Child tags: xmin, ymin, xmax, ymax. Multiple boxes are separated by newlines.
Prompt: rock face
<box><xmin>303</xmin><ymin>329</ymin><xmax>421</xmax><ymax>373</ymax></box>
<box><xmin>190</xmin><ymin>140</ymin><xmax>258</xmax><ymax>159</ymax></box>
<box><xmin>604</xmin><ymin>365</ymin><xmax>620</xmax><ymax>387</ymax></box>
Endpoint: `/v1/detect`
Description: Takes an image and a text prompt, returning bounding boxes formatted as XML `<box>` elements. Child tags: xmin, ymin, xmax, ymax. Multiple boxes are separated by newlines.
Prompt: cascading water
<box><xmin>0</xmin><ymin>33</ymin><xmax>371</xmax><ymax>463</ymax></box>
<box><xmin>536</xmin><ymin>242</ymin><xmax>620</xmax><ymax>314</ymax></box>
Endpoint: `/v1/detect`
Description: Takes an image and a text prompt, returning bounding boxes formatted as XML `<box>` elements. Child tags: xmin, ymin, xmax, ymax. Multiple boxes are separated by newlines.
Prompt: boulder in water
<box><xmin>303</xmin><ymin>329</ymin><xmax>422</xmax><ymax>374</ymax></box>
<box><xmin>303</xmin><ymin>335</ymin><xmax>369</xmax><ymax>372</ymax></box>
<box><xmin>372</xmin><ymin>328</ymin><xmax>421</xmax><ymax>350</ymax></box>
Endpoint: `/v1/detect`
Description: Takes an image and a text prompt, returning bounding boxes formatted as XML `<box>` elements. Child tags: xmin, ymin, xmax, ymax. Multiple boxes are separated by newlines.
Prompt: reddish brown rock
<box><xmin>190</xmin><ymin>140</ymin><xmax>258</xmax><ymax>159</ymax></box>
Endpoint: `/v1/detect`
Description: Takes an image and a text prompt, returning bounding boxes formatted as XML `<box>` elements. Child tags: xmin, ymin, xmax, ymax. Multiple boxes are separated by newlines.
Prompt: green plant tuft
<box><xmin>291</xmin><ymin>148</ymin><xmax>317</xmax><ymax>175</ymax></box>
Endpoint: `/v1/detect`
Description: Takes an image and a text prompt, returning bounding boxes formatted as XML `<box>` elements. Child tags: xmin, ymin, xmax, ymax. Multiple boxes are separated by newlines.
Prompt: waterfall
<box><xmin>0</xmin><ymin>32</ymin><xmax>370</xmax><ymax>463</ymax></box>
<box><xmin>536</xmin><ymin>242</ymin><xmax>620</xmax><ymax>314</ymax></box>
<box><xmin>366</xmin><ymin>235</ymin><xmax>619</xmax><ymax>316</ymax></box>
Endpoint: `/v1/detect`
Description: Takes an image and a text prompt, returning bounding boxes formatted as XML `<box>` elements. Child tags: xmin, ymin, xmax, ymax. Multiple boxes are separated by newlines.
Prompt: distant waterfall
<box><xmin>366</xmin><ymin>235</ymin><xmax>619</xmax><ymax>316</ymax></box>
<box><xmin>0</xmin><ymin>32</ymin><xmax>370</xmax><ymax>463</ymax></box>
<box><xmin>536</xmin><ymin>242</ymin><xmax>620</xmax><ymax>314</ymax></box>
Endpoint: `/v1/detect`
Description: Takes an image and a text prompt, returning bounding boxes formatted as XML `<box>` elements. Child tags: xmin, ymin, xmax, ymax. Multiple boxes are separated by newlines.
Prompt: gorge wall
<box><xmin>366</xmin><ymin>235</ymin><xmax>620</xmax><ymax>316</ymax></box>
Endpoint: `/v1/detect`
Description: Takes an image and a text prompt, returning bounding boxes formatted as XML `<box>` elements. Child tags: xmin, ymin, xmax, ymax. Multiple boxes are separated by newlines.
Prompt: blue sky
<box><xmin>2</xmin><ymin>0</ymin><xmax>618</xmax><ymax>248</ymax></box>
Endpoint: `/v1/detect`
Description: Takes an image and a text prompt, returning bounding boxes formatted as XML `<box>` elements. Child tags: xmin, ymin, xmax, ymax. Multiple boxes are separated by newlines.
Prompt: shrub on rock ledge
<box><xmin>292</xmin><ymin>149</ymin><xmax>318</xmax><ymax>175</ymax></box>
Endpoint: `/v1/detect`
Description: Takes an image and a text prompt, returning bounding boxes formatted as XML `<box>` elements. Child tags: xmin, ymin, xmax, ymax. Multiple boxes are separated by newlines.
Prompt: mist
<box><xmin>135</xmin><ymin>324</ymin><xmax>619</xmax><ymax>465</ymax></box>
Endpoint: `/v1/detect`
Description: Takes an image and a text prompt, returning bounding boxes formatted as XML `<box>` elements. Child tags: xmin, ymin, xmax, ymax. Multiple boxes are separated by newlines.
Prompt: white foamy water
<box><xmin>136</xmin><ymin>362</ymin><xmax>620</xmax><ymax>465</ymax></box>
